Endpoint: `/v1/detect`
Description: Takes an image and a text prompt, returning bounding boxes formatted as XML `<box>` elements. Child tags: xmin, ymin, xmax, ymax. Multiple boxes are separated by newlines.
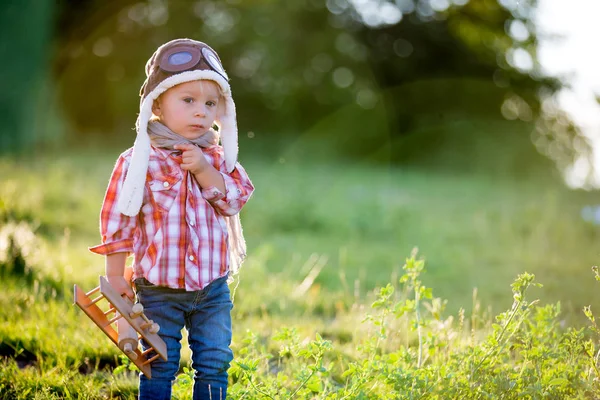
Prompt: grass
<box><xmin>241</xmin><ymin>155</ymin><xmax>600</xmax><ymax>319</ymax></box>
<box><xmin>2</xmin><ymin>141</ymin><xmax>600</xmax><ymax>398</ymax></box>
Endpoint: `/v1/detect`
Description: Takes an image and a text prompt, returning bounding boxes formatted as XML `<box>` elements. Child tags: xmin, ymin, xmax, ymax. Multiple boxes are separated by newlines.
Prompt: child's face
<box><xmin>153</xmin><ymin>80</ymin><xmax>221</xmax><ymax>140</ymax></box>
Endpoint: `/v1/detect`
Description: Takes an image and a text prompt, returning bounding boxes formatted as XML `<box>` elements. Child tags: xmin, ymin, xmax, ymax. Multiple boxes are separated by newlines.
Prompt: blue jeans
<box><xmin>134</xmin><ymin>275</ymin><xmax>233</xmax><ymax>400</ymax></box>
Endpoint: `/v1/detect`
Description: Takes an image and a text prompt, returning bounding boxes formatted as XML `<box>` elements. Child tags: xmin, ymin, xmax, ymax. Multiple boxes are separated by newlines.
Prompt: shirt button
<box><xmin>163</xmin><ymin>181</ymin><xmax>169</xmax><ymax>188</ymax></box>
<box><xmin>213</xmin><ymin>191</ymin><xmax>218</xmax><ymax>196</ymax></box>
<box><xmin>189</xmin><ymin>255</ymin><xmax>195</xmax><ymax>261</ymax></box>
<box><xmin>190</xmin><ymin>220</ymin><xmax>195</xmax><ymax>226</ymax></box>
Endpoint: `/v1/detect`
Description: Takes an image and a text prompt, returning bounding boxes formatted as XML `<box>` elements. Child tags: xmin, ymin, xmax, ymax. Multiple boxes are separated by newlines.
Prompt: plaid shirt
<box><xmin>90</xmin><ymin>145</ymin><xmax>254</xmax><ymax>291</ymax></box>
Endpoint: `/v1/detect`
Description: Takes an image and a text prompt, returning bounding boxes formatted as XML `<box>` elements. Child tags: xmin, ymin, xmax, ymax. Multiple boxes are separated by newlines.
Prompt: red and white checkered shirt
<box><xmin>89</xmin><ymin>145</ymin><xmax>254</xmax><ymax>291</ymax></box>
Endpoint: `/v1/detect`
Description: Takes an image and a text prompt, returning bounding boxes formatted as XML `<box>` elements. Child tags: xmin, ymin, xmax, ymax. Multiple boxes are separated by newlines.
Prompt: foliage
<box><xmin>1</xmin><ymin>0</ymin><xmax>589</xmax><ymax>178</ymax></box>
<box><xmin>338</xmin><ymin>0</ymin><xmax>590</xmax><ymax>172</ymax></box>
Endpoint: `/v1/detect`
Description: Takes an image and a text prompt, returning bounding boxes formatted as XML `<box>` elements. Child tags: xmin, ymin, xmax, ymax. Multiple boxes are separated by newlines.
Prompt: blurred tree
<box><xmin>53</xmin><ymin>0</ymin><xmax>374</xmax><ymax>146</ymax></box>
<box><xmin>48</xmin><ymin>0</ymin><xmax>589</xmax><ymax>177</ymax></box>
<box><xmin>0</xmin><ymin>0</ymin><xmax>54</xmax><ymax>154</ymax></box>
<box><xmin>334</xmin><ymin>0</ymin><xmax>586</xmax><ymax>173</ymax></box>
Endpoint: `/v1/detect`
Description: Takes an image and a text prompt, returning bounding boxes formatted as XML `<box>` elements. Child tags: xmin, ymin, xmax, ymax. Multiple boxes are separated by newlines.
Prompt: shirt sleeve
<box><xmin>89</xmin><ymin>154</ymin><xmax>137</xmax><ymax>255</ymax></box>
<box><xmin>201</xmin><ymin>149</ymin><xmax>255</xmax><ymax>216</ymax></box>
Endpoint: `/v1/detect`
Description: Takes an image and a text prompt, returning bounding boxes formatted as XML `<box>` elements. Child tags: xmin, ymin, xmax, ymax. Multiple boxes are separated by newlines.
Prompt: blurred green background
<box><xmin>2</xmin><ymin>0</ymin><xmax>600</xmax><ymax>345</ymax></box>
<box><xmin>1</xmin><ymin>0</ymin><xmax>587</xmax><ymax>166</ymax></box>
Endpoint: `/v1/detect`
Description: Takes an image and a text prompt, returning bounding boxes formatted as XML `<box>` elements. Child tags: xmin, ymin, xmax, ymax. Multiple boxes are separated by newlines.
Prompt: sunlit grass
<box><xmin>2</xmin><ymin>147</ymin><xmax>600</xmax><ymax>396</ymax></box>
<box><xmin>2</xmin><ymin>149</ymin><xmax>600</xmax><ymax>314</ymax></box>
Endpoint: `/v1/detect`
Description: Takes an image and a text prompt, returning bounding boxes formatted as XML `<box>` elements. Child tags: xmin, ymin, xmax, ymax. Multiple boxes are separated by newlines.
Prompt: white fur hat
<box><xmin>117</xmin><ymin>38</ymin><xmax>238</xmax><ymax>216</ymax></box>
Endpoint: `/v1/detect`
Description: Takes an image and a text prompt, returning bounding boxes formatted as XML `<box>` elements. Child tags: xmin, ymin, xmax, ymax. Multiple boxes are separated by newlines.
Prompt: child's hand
<box><xmin>174</xmin><ymin>143</ymin><xmax>210</xmax><ymax>175</ymax></box>
<box><xmin>107</xmin><ymin>275</ymin><xmax>135</xmax><ymax>301</ymax></box>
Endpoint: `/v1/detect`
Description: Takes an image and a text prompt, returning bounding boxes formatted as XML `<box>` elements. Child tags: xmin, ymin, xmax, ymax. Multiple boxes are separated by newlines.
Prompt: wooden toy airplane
<box><xmin>73</xmin><ymin>274</ymin><xmax>167</xmax><ymax>378</ymax></box>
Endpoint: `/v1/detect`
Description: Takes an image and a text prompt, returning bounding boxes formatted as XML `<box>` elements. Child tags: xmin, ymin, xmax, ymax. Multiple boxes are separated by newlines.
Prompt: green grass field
<box><xmin>2</xmin><ymin>143</ymin><xmax>600</xmax><ymax>398</ymax></box>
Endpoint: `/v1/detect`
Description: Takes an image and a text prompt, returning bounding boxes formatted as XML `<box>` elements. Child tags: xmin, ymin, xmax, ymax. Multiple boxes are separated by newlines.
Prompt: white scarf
<box><xmin>147</xmin><ymin>120</ymin><xmax>247</xmax><ymax>280</ymax></box>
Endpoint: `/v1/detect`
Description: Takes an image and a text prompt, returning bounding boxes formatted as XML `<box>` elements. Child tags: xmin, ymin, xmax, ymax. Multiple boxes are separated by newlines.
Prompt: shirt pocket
<box><xmin>147</xmin><ymin>170</ymin><xmax>182</xmax><ymax>213</ymax></box>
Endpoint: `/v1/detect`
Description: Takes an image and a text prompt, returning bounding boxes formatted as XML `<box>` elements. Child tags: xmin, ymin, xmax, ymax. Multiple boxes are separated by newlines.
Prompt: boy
<box><xmin>90</xmin><ymin>38</ymin><xmax>254</xmax><ymax>399</ymax></box>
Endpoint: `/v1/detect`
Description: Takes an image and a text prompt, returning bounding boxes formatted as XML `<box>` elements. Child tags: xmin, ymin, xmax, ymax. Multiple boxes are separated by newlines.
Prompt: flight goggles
<box><xmin>158</xmin><ymin>44</ymin><xmax>228</xmax><ymax>81</ymax></box>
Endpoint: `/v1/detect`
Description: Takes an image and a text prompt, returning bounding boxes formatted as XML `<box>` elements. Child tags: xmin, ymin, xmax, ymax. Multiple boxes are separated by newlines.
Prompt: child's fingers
<box><xmin>180</xmin><ymin>160</ymin><xmax>193</xmax><ymax>169</ymax></box>
<box><xmin>123</xmin><ymin>286</ymin><xmax>135</xmax><ymax>301</ymax></box>
<box><xmin>108</xmin><ymin>276</ymin><xmax>135</xmax><ymax>301</ymax></box>
<box><xmin>181</xmin><ymin>163</ymin><xmax>196</xmax><ymax>172</ymax></box>
<box><xmin>182</xmin><ymin>154</ymin><xmax>196</xmax><ymax>164</ymax></box>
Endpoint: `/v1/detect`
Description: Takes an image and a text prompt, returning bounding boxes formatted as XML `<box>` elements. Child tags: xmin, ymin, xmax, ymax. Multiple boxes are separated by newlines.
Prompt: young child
<box><xmin>90</xmin><ymin>38</ymin><xmax>254</xmax><ymax>399</ymax></box>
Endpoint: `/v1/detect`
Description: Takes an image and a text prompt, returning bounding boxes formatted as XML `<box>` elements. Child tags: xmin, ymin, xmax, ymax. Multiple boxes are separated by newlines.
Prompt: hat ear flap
<box><xmin>221</xmin><ymin>126</ymin><xmax>238</xmax><ymax>173</ymax></box>
<box><xmin>118</xmin><ymin>96</ymin><xmax>153</xmax><ymax>216</ymax></box>
<box><xmin>219</xmin><ymin>94</ymin><xmax>238</xmax><ymax>173</ymax></box>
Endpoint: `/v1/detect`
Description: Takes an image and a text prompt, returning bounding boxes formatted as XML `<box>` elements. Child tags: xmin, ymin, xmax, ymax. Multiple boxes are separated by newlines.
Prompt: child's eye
<box><xmin>183</xmin><ymin>97</ymin><xmax>194</xmax><ymax>103</ymax></box>
<box><xmin>206</xmin><ymin>100</ymin><xmax>216</xmax><ymax>107</ymax></box>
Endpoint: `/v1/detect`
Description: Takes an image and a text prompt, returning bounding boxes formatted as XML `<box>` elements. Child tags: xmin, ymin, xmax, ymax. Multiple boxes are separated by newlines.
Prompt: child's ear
<box><xmin>152</xmin><ymin>99</ymin><xmax>162</xmax><ymax>116</ymax></box>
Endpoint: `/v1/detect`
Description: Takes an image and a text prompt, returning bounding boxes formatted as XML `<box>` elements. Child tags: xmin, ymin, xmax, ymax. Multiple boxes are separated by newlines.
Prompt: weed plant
<box><xmin>221</xmin><ymin>254</ymin><xmax>600</xmax><ymax>399</ymax></box>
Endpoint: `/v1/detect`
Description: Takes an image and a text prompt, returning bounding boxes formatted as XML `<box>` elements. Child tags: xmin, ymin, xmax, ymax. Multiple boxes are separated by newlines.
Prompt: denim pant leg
<box><xmin>186</xmin><ymin>276</ymin><xmax>234</xmax><ymax>400</ymax></box>
<box><xmin>136</xmin><ymin>283</ymin><xmax>189</xmax><ymax>400</ymax></box>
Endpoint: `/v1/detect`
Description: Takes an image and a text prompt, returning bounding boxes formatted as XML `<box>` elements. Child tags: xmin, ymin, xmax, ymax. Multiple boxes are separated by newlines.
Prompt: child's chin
<box><xmin>180</xmin><ymin>131</ymin><xmax>205</xmax><ymax>140</ymax></box>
